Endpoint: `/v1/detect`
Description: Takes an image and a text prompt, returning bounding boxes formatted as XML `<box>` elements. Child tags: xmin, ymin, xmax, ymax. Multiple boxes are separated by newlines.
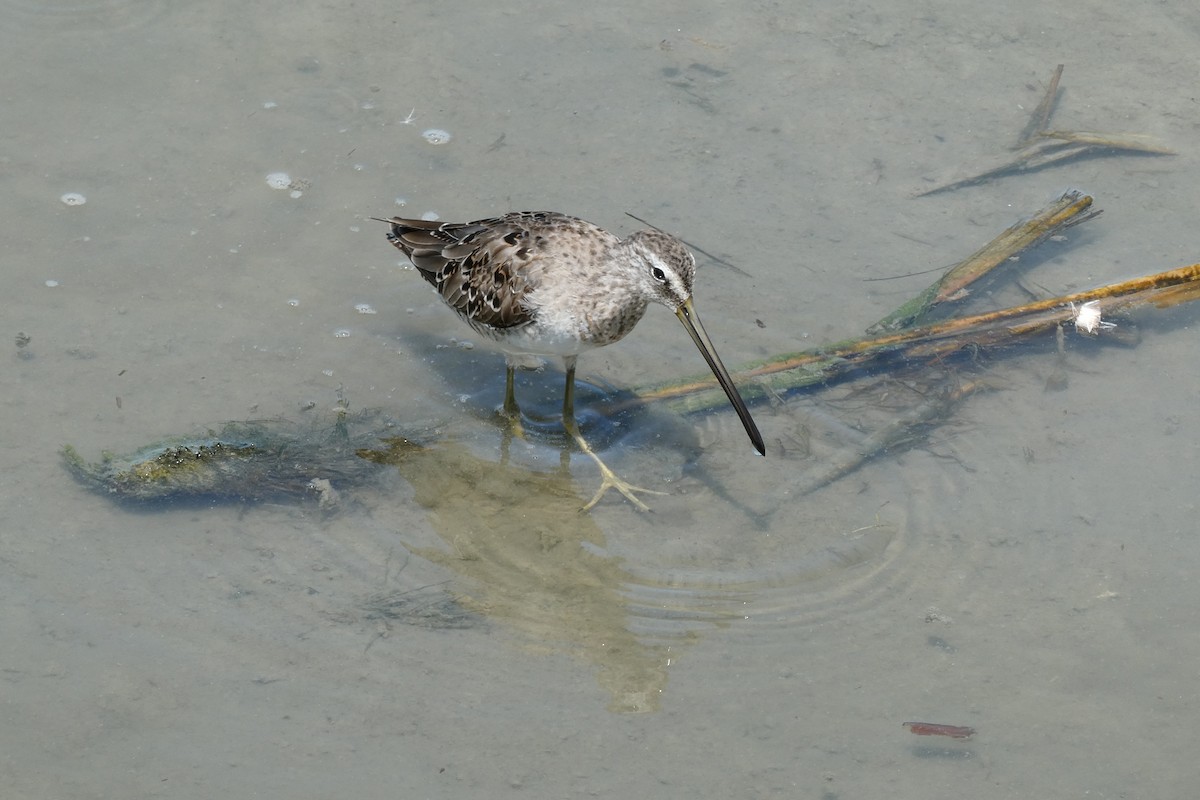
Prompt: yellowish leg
<box><xmin>502</xmin><ymin>364</ymin><xmax>520</xmax><ymax>421</ymax></box>
<box><xmin>500</xmin><ymin>363</ymin><xmax>526</xmax><ymax>434</ymax></box>
<box><xmin>498</xmin><ymin>364</ymin><xmax>524</xmax><ymax>463</ymax></box>
<box><xmin>562</xmin><ymin>356</ymin><xmax>665</xmax><ymax>512</ymax></box>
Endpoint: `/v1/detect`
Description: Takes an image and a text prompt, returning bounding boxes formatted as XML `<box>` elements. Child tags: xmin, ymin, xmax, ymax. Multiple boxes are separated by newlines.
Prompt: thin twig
<box><xmin>1015</xmin><ymin>64</ymin><xmax>1064</xmax><ymax>148</ymax></box>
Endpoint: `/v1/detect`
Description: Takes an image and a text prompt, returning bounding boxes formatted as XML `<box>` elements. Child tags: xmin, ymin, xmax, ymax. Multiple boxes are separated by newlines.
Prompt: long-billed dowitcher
<box><xmin>376</xmin><ymin>211</ymin><xmax>764</xmax><ymax>510</ymax></box>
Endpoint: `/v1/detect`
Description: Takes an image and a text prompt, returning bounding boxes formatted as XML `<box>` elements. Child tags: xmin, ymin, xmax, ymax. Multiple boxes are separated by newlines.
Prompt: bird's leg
<box><xmin>499</xmin><ymin>362</ymin><xmax>525</xmax><ymax>434</ymax></box>
<box><xmin>503</xmin><ymin>364</ymin><xmax>520</xmax><ymax>420</ymax></box>
<box><xmin>498</xmin><ymin>363</ymin><xmax>525</xmax><ymax>463</ymax></box>
<box><xmin>561</xmin><ymin>356</ymin><xmax>665</xmax><ymax>512</ymax></box>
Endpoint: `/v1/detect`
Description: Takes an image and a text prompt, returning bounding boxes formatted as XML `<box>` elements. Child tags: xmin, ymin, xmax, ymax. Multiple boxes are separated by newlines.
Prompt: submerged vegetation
<box><xmin>62</xmin><ymin>413</ymin><xmax>422</xmax><ymax>508</ymax></box>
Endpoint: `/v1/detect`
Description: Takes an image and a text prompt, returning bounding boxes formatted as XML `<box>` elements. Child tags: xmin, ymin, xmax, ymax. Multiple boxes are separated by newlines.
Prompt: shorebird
<box><xmin>376</xmin><ymin>211</ymin><xmax>764</xmax><ymax>510</ymax></box>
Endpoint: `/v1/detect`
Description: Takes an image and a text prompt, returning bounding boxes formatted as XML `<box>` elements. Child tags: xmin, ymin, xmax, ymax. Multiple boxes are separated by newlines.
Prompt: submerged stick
<box><xmin>635</xmin><ymin>263</ymin><xmax>1200</xmax><ymax>415</ymax></box>
<box><xmin>916</xmin><ymin>64</ymin><xmax>1175</xmax><ymax>197</ymax></box>
<box><xmin>1038</xmin><ymin>130</ymin><xmax>1176</xmax><ymax>154</ymax></box>
<box><xmin>915</xmin><ymin>140</ymin><xmax>1091</xmax><ymax>197</ymax></box>
<box><xmin>1015</xmin><ymin>64</ymin><xmax>1064</xmax><ymax>149</ymax></box>
<box><xmin>917</xmin><ymin>134</ymin><xmax>1173</xmax><ymax>197</ymax></box>
<box><xmin>869</xmin><ymin>190</ymin><xmax>1099</xmax><ymax>333</ymax></box>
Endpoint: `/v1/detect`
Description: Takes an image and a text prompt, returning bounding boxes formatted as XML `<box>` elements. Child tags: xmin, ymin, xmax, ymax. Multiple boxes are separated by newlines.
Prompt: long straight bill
<box><xmin>675</xmin><ymin>299</ymin><xmax>765</xmax><ymax>456</ymax></box>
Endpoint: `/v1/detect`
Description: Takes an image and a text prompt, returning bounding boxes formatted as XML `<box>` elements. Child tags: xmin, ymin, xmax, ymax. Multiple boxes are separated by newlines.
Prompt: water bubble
<box><xmin>354</xmin><ymin>303</ymin><xmax>377</xmax><ymax>315</ymax></box>
<box><xmin>333</xmin><ymin>328</ymin><xmax>352</xmax><ymax>338</ymax></box>
<box><xmin>422</xmin><ymin>128</ymin><xmax>452</xmax><ymax>145</ymax></box>
<box><xmin>266</xmin><ymin>172</ymin><xmax>291</xmax><ymax>190</ymax></box>
<box><xmin>60</xmin><ymin>192</ymin><xmax>86</xmax><ymax>206</ymax></box>
<box><xmin>287</xmin><ymin>298</ymin><xmax>300</xmax><ymax>307</ymax></box>
<box><xmin>45</xmin><ymin>280</ymin><xmax>60</xmax><ymax>288</ymax></box>
<box><xmin>421</xmin><ymin>210</ymin><xmax>439</xmax><ymax>221</ymax></box>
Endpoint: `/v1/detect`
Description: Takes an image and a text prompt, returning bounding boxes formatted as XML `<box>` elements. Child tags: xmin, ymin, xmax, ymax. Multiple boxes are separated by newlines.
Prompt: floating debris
<box><xmin>903</xmin><ymin>721</ymin><xmax>976</xmax><ymax>739</ymax></box>
<box><xmin>1071</xmin><ymin>299</ymin><xmax>1116</xmax><ymax>334</ymax></box>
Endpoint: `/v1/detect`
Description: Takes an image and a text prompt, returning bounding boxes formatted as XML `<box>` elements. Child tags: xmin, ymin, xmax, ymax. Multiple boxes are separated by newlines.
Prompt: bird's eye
<box><xmin>651</xmin><ymin>267</ymin><xmax>667</xmax><ymax>283</ymax></box>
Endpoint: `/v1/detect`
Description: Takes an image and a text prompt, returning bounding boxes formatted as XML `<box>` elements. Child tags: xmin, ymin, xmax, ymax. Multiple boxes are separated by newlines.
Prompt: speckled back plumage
<box><xmin>384</xmin><ymin>212</ymin><xmax>559</xmax><ymax>330</ymax></box>
<box><xmin>380</xmin><ymin>211</ymin><xmax>698</xmax><ymax>355</ymax></box>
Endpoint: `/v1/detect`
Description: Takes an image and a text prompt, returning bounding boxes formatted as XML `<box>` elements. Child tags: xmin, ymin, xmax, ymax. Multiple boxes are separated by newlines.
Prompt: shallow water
<box><xmin>4</xmin><ymin>1</ymin><xmax>1199</xmax><ymax>797</ymax></box>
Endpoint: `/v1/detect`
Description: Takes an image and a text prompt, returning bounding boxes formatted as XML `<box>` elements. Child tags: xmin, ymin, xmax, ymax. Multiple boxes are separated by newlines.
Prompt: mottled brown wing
<box><xmin>380</xmin><ymin>212</ymin><xmax>569</xmax><ymax>329</ymax></box>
